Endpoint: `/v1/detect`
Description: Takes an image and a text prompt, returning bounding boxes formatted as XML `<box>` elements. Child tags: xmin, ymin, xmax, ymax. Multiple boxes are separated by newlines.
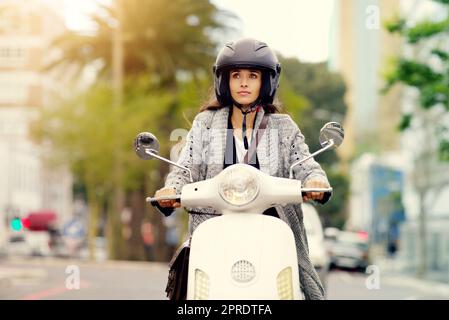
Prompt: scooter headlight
<box><xmin>218</xmin><ymin>166</ymin><xmax>260</xmax><ymax>206</ymax></box>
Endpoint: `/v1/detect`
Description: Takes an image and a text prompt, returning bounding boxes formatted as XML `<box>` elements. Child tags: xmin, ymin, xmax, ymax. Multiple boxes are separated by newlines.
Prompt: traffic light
<box><xmin>22</xmin><ymin>217</ymin><xmax>30</xmax><ymax>229</ymax></box>
<box><xmin>10</xmin><ymin>217</ymin><xmax>23</xmax><ymax>231</ymax></box>
<box><xmin>9</xmin><ymin>217</ymin><xmax>30</xmax><ymax>231</ymax></box>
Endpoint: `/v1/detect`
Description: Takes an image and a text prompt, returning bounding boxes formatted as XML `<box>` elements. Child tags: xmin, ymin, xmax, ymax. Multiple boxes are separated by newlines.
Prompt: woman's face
<box><xmin>229</xmin><ymin>68</ymin><xmax>262</xmax><ymax>106</ymax></box>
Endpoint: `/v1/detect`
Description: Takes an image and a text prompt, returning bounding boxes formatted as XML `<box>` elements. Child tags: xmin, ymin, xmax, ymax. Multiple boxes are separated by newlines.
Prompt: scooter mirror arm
<box><xmin>289</xmin><ymin>139</ymin><xmax>335</xmax><ymax>179</ymax></box>
<box><xmin>145</xmin><ymin>149</ymin><xmax>193</xmax><ymax>183</ymax></box>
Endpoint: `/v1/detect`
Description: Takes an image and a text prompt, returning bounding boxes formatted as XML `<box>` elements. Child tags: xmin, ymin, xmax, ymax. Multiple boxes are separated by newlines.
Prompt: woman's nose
<box><xmin>240</xmin><ymin>77</ymin><xmax>248</xmax><ymax>87</ymax></box>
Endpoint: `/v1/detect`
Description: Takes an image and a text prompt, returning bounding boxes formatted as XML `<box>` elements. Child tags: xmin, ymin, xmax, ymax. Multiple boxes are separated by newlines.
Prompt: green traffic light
<box><xmin>10</xmin><ymin>218</ymin><xmax>23</xmax><ymax>231</ymax></box>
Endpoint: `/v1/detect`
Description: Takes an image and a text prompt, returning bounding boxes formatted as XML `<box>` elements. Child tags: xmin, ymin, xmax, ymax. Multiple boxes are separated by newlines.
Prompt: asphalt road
<box><xmin>0</xmin><ymin>257</ymin><xmax>168</xmax><ymax>300</ymax></box>
<box><xmin>1</xmin><ymin>257</ymin><xmax>449</xmax><ymax>300</ymax></box>
<box><xmin>327</xmin><ymin>268</ymin><xmax>449</xmax><ymax>300</ymax></box>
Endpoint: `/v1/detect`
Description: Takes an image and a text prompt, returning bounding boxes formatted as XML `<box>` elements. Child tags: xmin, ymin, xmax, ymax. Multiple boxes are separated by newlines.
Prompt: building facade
<box><xmin>0</xmin><ymin>0</ymin><xmax>72</xmax><ymax>233</ymax></box>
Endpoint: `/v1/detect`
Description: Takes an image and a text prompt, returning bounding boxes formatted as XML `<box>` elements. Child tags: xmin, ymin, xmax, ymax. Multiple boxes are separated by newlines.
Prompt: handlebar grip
<box><xmin>301</xmin><ymin>190</ymin><xmax>332</xmax><ymax>204</ymax></box>
<box><xmin>146</xmin><ymin>196</ymin><xmax>181</xmax><ymax>207</ymax></box>
<box><xmin>301</xmin><ymin>190</ymin><xmax>332</xmax><ymax>196</ymax></box>
<box><xmin>147</xmin><ymin>195</ymin><xmax>181</xmax><ymax>218</ymax></box>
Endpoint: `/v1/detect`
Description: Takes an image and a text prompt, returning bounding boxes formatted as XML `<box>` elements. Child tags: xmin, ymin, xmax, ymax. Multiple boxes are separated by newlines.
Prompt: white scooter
<box><xmin>135</xmin><ymin>122</ymin><xmax>344</xmax><ymax>300</ymax></box>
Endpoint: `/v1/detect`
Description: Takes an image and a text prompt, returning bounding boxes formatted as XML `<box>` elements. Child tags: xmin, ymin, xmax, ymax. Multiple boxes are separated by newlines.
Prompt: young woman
<box><xmin>154</xmin><ymin>38</ymin><xmax>331</xmax><ymax>300</ymax></box>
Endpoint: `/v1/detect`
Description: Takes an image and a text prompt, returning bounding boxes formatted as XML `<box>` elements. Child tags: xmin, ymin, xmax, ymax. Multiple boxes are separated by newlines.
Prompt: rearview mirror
<box><xmin>288</xmin><ymin>122</ymin><xmax>344</xmax><ymax>179</ymax></box>
<box><xmin>135</xmin><ymin>132</ymin><xmax>160</xmax><ymax>160</ymax></box>
<box><xmin>134</xmin><ymin>131</ymin><xmax>194</xmax><ymax>182</ymax></box>
<box><xmin>319</xmin><ymin>122</ymin><xmax>344</xmax><ymax>148</ymax></box>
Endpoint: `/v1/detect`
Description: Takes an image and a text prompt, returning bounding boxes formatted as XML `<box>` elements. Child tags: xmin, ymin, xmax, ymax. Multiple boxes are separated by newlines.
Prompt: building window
<box><xmin>0</xmin><ymin>47</ymin><xmax>26</xmax><ymax>67</ymax></box>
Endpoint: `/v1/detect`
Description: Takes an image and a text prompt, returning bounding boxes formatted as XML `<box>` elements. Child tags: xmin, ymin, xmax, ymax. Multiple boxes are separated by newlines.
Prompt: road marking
<box><xmin>19</xmin><ymin>280</ymin><xmax>90</xmax><ymax>300</ymax></box>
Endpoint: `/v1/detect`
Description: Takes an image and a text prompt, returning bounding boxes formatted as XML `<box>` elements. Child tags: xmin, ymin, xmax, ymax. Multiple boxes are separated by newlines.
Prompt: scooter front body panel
<box><xmin>187</xmin><ymin>214</ymin><xmax>301</xmax><ymax>300</ymax></box>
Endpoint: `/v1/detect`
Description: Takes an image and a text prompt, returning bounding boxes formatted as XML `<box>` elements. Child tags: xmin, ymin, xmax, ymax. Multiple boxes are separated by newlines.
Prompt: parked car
<box><xmin>324</xmin><ymin>227</ymin><xmax>340</xmax><ymax>242</ymax></box>
<box><xmin>328</xmin><ymin>230</ymin><xmax>370</xmax><ymax>272</ymax></box>
<box><xmin>302</xmin><ymin>203</ymin><xmax>330</xmax><ymax>290</ymax></box>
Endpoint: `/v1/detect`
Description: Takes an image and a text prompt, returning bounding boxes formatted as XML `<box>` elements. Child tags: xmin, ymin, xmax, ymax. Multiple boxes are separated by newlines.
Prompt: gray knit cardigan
<box><xmin>162</xmin><ymin>106</ymin><xmax>330</xmax><ymax>300</ymax></box>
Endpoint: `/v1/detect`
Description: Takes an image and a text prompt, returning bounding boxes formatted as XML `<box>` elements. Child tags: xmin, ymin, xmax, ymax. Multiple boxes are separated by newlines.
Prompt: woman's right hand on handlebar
<box><xmin>154</xmin><ymin>187</ymin><xmax>181</xmax><ymax>208</ymax></box>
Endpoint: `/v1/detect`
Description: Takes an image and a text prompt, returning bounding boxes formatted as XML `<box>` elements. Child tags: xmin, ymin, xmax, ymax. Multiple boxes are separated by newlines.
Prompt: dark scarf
<box><xmin>231</xmin><ymin>97</ymin><xmax>262</xmax><ymax>150</ymax></box>
<box><xmin>224</xmin><ymin>105</ymin><xmax>259</xmax><ymax>168</ymax></box>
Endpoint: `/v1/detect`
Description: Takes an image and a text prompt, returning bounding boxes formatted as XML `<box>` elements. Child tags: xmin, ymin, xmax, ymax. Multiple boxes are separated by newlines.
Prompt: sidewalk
<box><xmin>373</xmin><ymin>255</ymin><xmax>449</xmax><ymax>298</ymax></box>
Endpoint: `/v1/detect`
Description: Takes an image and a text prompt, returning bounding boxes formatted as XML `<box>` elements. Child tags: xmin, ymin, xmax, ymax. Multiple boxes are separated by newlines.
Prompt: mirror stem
<box><xmin>289</xmin><ymin>139</ymin><xmax>335</xmax><ymax>179</ymax></box>
<box><xmin>145</xmin><ymin>149</ymin><xmax>193</xmax><ymax>183</ymax></box>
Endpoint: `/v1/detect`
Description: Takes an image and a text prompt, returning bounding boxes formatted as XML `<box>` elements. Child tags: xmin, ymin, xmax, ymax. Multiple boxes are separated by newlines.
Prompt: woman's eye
<box><xmin>231</xmin><ymin>72</ymin><xmax>258</xmax><ymax>79</ymax></box>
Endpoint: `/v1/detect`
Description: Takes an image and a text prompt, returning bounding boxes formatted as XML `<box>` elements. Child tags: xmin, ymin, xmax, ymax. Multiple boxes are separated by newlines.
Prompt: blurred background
<box><xmin>1</xmin><ymin>0</ymin><xmax>449</xmax><ymax>300</ymax></box>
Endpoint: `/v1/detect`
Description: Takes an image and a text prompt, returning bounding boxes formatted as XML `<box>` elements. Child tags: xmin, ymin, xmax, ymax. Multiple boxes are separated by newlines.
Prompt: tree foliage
<box><xmin>383</xmin><ymin>1</ymin><xmax>449</xmax><ymax>161</ymax></box>
<box><xmin>279</xmin><ymin>56</ymin><xmax>348</xmax><ymax>226</ymax></box>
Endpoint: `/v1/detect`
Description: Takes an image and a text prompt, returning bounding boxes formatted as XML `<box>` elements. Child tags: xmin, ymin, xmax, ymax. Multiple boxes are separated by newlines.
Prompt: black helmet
<box><xmin>213</xmin><ymin>38</ymin><xmax>281</xmax><ymax>106</ymax></box>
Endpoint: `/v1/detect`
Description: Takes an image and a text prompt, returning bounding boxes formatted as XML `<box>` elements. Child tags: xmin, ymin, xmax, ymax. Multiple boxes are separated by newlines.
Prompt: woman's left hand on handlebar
<box><xmin>303</xmin><ymin>179</ymin><xmax>330</xmax><ymax>202</ymax></box>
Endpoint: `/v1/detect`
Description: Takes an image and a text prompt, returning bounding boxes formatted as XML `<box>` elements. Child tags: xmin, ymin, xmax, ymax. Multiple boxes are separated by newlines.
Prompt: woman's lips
<box><xmin>238</xmin><ymin>92</ymin><xmax>250</xmax><ymax>96</ymax></box>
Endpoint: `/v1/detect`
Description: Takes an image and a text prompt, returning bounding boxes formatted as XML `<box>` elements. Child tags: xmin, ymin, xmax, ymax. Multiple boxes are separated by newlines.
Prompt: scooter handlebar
<box><xmin>301</xmin><ymin>188</ymin><xmax>333</xmax><ymax>204</ymax></box>
<box><xmin>146</xmin><ymin>185</ymin><xmax>332</xmax><ymax>210</ymax></box>
<box><xmin>146</xmin><ymin>195</ymin><xmax>181</xmax><ymax>207</ymax></box>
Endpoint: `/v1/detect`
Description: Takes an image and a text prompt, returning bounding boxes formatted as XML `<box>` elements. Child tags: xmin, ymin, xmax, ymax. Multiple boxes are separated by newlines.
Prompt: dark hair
<box><xmin>199</xmin><ymin>86</ymin><xmax>284</xmax><ymax>114</ymax></box>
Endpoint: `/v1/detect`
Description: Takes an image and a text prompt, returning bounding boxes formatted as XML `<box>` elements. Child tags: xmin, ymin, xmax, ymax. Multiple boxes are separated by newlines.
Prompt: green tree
<box><xmin>279</xmin><ymin>56</ymin><xmax>349</xmax><ymax>227</ymax></box>
<box><xmin>47</xmin><ymin>0</ymin><xmax>234</xmax><ymax>86</ymax></box>
<box><xmin>383</xmin><ymin>0</ymin><xmax>449</xmax><ymax>277</ymax></box>
<box><xmin>383</xmin><ymin>0</ymin><xmax>449</xmax><ymax>159</ymax></box>
<box><xmin>34</xmin><ymin>79</ymin><xmax>166</xmax><ymax>257</ymax></box>
<box><xmin>40</xmin><ymin>0</ymin><xmax>235</xmax><ymax>261</ymax></box>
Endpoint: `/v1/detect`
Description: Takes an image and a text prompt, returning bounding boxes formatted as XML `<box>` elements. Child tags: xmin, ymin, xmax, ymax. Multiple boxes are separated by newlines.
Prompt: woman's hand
<box><xmin>154</xmin><ymin>187</ymin><xmax>181</xmax><ymax>208</ymax></box>
<box><xmin>302</xmin><ymin>179</ymin><xmax>330</xmax><ymax>202</ymax></box>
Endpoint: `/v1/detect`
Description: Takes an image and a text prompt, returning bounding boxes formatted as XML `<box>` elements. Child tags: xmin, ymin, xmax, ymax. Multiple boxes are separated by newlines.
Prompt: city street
<box><xmin>2</xmin><ymin>257</ymin><xmax>449</xmax><ymax>300</ymax></box>
<box><xmin>327</xmin><ymin>269</ymin><xmax>449</xmax><ymax>300</ymax></box>
<box><xmin>0</xmin><ymin>257</ymin><xmax>168</xmax><ymax>300</ymax></box>
<box><xmin>2</xmin><ymin>0</ymin><xmax>449</xmax><ymax>307</ymax></box>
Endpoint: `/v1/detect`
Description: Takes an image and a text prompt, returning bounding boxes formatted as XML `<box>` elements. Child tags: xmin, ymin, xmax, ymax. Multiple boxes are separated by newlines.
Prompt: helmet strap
<box><xmin>231</xmin><ymin>98</ymin><xmax>261</xmax><ymax>150</ymax></box>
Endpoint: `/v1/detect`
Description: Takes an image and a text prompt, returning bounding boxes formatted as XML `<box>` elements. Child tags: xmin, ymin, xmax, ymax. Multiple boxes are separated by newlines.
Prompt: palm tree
<box><xmin>47</xmin><ymin>0</ymin><xmax>236</xmax><ymax>86</ymax></box>
<box><xmin>43</xmin><ymin>0</ymin><xmax>237</xmax><ymax>261</ymax></box>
